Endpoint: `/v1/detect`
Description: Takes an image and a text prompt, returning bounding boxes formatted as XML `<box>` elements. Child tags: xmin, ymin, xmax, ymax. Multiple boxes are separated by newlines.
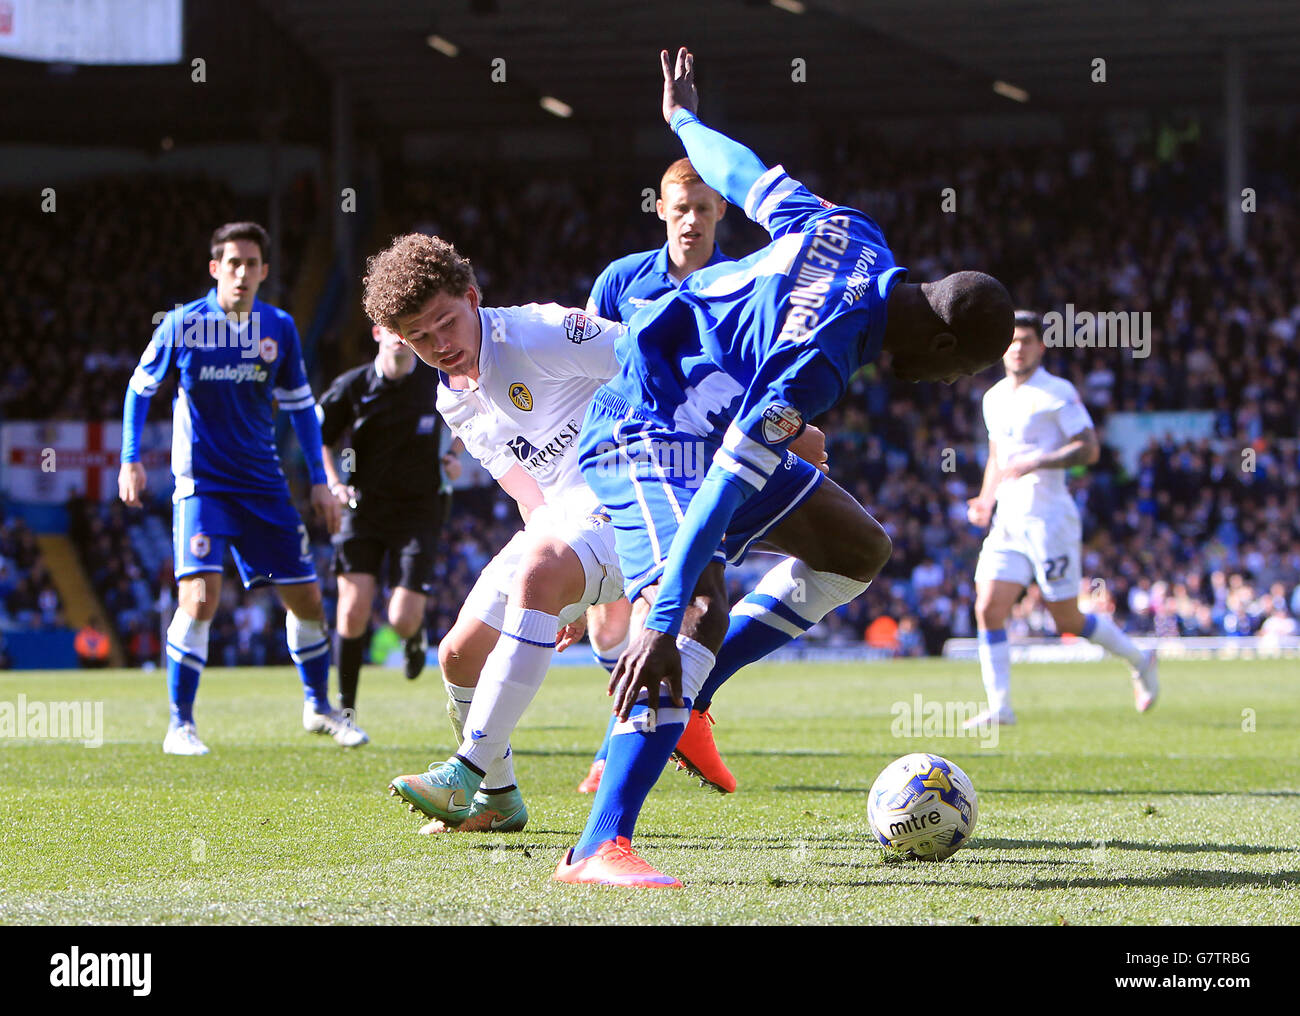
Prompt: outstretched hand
<box><xmin>609</xmin><ymin>627</ymin><xmax>684</xmax><ymax>724</ymax></box>
<box><xmin>661</xmin><ymin>46</ymin><xmax>698</xmax><ymax>124</ymax></box>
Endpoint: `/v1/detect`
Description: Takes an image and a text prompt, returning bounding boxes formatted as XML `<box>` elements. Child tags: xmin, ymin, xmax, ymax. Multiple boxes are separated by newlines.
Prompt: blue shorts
<box><xmin>580</xmin><ymin>392</ymin><xmax>824</xmax><ymax>602</ymax></box>
<box><xmin>174</xmin><ymin>491</ymin><xmax>317</xmax><ymax>589</ymax></box>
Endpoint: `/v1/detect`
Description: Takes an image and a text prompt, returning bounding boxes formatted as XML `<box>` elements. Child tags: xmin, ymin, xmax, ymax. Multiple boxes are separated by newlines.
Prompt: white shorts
<box><xmin>974</xmin><ymin>509</ymin><xmax>1081</xmax><ymax>602</ymax></box>
<box><xmin>463</xmin><ymin>502</ymin><xmax>626</xmax><ymax>630</ymax></box>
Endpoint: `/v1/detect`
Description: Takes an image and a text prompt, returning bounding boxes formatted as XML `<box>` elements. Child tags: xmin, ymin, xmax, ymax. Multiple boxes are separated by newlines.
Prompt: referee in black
<box><xmin>317</xmin><ymin>324</ymin><xmax>461</xmax><ymax>731</ymax></box>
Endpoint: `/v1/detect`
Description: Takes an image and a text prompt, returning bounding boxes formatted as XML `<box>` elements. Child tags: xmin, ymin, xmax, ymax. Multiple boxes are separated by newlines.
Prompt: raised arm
<box><xmin>661</xmin><ymin>48</ymin><xmax>769</xmax><ymax>211</ymax></box>
<box><xmin>662</xmin><ymin>47</ymin><xmax>836</xmax><ymax>240</ymax></box>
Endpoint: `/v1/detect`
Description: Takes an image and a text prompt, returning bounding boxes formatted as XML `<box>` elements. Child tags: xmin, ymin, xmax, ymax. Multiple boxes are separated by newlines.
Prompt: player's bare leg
<box><xmin>278</xmin><ymin>580</ymin><xmax>366</xmax><ymax>746</ymax></box>
<box><xmin>388</xmin><ymin>586</ymin><xmax>429</xmax><ymax>679</ymax></box>
<box><xmin>1044</xmin><ymin>596</ymin><xmax>1158</xmax><ymax>712</ymax></box>
<box><xmin>335</xmin><ymin>572</ymin><xmax>375</xmax><ymax>712</ymax></box>
<box><xmin>577</xmin><ymin>597</ymin><xmax>633</xmax><ymax>792</ymax></box>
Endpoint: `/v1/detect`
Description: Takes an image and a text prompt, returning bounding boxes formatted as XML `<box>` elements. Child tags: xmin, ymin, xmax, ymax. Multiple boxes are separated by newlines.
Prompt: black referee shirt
<box><xmin>317</xmin><ymin>359</ymin><xmax>445</xmax><ymax>520</ymax></box>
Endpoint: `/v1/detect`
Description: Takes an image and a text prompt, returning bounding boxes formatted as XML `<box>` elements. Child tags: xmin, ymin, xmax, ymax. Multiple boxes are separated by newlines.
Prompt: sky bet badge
<box><xmin>563</xmin><ymin>312</ymin><xmax>601</xmax><ymax>344</ymax></box>
<box><xmin>761</xmin><ymin>403</ymin><xmax>803</xmax><ymax>444</ymax></box>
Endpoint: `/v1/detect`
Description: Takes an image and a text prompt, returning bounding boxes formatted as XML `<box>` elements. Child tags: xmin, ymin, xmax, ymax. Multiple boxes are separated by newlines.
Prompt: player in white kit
<box><xmin>965</xmin><ymin>310</ymin><xmax>1159</xmax><ymax>726</ymax></box>
<box><xmin>361</xmin><ymin>233</ymin><xmax>626</xmax><ymax>832</ymax></box>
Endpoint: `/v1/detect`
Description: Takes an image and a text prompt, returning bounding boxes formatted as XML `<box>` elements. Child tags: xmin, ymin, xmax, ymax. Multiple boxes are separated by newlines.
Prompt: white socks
<box><xmin>166</xmin><ymin>610</ymin><xmax>210</xmax><ymax>666</ymax></box>
<box><xmin>457</xmin><ymin>607</ymin><xmax>557</xmax><ymax>781</ymax></box>
<box><xmin>977</xmin><ymin>630</ymin><xmax>1012</xmax><ymax>712</ymax></box>
<box><xmin>615</xmin><ymin>635</ymin><xmax>716</xmax><ymax>734</ymax></box>
<box><xmin>1084</xmin><ymin>613</ymin><xmax>1145</xmax><ymax>667</ymax></box>
<box><xmin>443</xmin><ymin>675</ymin><xmax>516</xmax><ymax>791</ymax></box>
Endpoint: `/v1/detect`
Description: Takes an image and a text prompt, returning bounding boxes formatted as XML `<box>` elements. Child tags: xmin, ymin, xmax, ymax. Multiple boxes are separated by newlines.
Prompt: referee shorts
<box><xmin>332</xmin><ymin>508</ymin><xmax>443</xmax><ymax>594</ymax></box>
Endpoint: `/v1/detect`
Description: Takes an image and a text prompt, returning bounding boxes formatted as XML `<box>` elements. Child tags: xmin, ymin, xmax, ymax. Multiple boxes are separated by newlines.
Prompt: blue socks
<box><xmin>286</xmin><ymin>613</ymin><xmax>332</xmax><ymax>711</ymax></box>
<box><xmin>592</xmin><ymin>714</ymin><xmax>616</xmax><ymax>764</ymax></box>
<box><xmin>573</xmin><ymin>702</ymin><xmax>691</xmax><ymax>859</ymax></box>
<box><xmin>591</xmin><ymin>632</ymin><xmax>628</xmax><ymax>763</ymax></box>
<box><xmin>165</xmin><ymin>610</ymin><xmax>209</xmax><ymax>725</ymax></box>
<box><xmin>696</xmin><ymin>593</ymin><xmax>805</xmax><ymax>710</ymax></box>
<box><xmin>572</xmin><ymin>636</ymin><xmax>715</xmax><ymax>860</ymax></box>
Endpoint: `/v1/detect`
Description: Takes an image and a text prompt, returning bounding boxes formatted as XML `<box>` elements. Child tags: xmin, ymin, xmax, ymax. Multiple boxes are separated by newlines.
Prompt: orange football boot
<box><xmin>671</xmin><ymin>709</ymin><xmax>737</xmax><ymax>793</ymax></box>
<box><xmin>576</xmin><ymin>758</ymin><xmax>605</xmax><ymax>794</ymax></box>
<box><xmin>552</xmin><ymin>837</ymin><xmax>683</xmax><ymax>888</ymax></box>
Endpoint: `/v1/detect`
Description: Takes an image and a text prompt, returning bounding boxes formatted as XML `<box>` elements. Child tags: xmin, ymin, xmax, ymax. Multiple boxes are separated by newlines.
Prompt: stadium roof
<box><xmin>3</xmin><ymin>0</ymin><xmax>1299</xmax><ymax>146</ymax></box>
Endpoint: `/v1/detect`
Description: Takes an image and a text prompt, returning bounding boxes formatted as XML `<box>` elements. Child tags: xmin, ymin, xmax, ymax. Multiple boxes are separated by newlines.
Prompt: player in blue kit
<box><xmin>555</xmin><ymin>50</ymin><xmax>1014</xmax><ymax>887</ymax></box>
<box><xmin>118</xmin><ymin>221</ymin><xmax>365</xmax><ymax>754</ymax></box>
<box><xmin>578</xmin><ymin>157</ymin><xmax>738</xmax><ymax>795</ymax></box>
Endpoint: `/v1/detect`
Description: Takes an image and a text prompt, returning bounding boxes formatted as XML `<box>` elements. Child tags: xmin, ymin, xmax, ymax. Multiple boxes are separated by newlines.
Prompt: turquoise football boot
<box><xmin>389</xmin><ymin>757</ymin><xmax>480</xmax><ymax>826</ymax></box>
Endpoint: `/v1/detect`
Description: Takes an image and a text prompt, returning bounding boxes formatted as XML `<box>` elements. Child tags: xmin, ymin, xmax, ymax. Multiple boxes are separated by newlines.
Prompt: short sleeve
<box><xmin>1055</xmin><ymin>382</ymin><xmax>1094</xmax><ymax>436</ymax></box>
<box><xmin>517</xmin><ymin>304</ymin><xmax>623</xmax><ymax>383</ymax></box>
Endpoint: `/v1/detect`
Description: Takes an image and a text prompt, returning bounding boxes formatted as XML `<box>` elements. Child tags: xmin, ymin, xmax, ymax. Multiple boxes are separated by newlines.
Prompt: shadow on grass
<box><xmin>776</xmin><ymin>785</ymin><xmax>1300</xmax><ymax>798</ymax></box>
<box><xmin>971</xmin><ymin>837</ymin><xmax>1298</xmax><ymax>856</ymax></box>
<box><xmin>693</xmin><ymin>869</ymin><xmax>1300</xmax><ymax>892</ymax></box>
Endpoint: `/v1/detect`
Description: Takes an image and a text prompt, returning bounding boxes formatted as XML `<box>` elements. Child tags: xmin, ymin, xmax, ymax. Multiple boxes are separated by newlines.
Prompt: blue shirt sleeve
<box><xmin>273</xmin><ymin>315</ymin><xmax>326</xmax><ymax>484</ymax></box>
<box><xmin>644</xmin><ymin>466</ymin><xmax>750</xmax><ymax>637</ymax></box>
<box><xmin>272</xmin><ymin>316</ymin><xmax>316</xmax><ymax>412</ymax></box>
<box><xmin>289</xmin><ymin>405</ymin><xmax>328</xmax><ymax>485</ymax></box>
<box><xmin>671</xmin><ymin>110</ymin><xmax>837</xmax><ymax>240</ymax></box>
<box><xmin>122</xmin><ymin>312</ymin><xmax>179</xmax><ymax>463</ymax></box>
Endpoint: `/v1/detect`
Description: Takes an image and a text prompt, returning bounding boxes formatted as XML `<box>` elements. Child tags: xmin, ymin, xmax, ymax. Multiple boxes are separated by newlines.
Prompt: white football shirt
<box><xmin>982</xmin><ymin>366</ymin><xmax>1094</xmax><ymax>520</ymax></box>
<box><xmin>436</xmin><ymin>303</ymin><xmax>623</xmax><ymax>514</ymax></box>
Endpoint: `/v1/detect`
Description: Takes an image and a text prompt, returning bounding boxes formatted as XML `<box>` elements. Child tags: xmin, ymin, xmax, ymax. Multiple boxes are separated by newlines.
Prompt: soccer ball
<box><xmin>868</xmin><ymin>753</ymin><xmax>978</xmax><ymax>861</ymax></box>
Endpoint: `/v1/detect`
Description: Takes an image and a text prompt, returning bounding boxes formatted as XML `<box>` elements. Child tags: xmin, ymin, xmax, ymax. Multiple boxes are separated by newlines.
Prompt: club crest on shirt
<box><xmin>760</xmin><ymin>403</ymin><xmax>803</xmax><ymax>444</ymax></box>
<box><xmin>509</xmin><ymin>382</ymin><xmax>533</xmax><ymax>411</ymax></box>
<box><xmin>563</xmin><ymin>312</ymin><xmax>602</xmax><ymax>344</ymax></box>
<box><xmin>189</xmin><ymin>533</ymin><xmax>211</xmax><ymax>559</ymax></box>
<box><xmin>258</xmin><ymin>336</ymin><xmax>278</xmax><ymax>363</ymax></box>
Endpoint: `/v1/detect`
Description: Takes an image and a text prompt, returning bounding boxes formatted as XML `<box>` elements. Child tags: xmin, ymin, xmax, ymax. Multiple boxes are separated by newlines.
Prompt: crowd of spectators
<box><xmin>0</xmin><ymin>171</ymin><xmax>317</xmax><ymax>423</ymax></box>
<box><xmin>0</xmin><ymin>517</ymin><xmax>62</xmax><ymax>632</ymax></box>
<box><xmin>5</xmin><ymin>119</ymin><xmax>1299</xmax><ymax>663</ymax></box>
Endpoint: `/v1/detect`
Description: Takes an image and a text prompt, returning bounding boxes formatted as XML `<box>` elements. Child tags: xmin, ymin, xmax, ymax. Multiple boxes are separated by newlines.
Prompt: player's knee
<box><xmin>514</xmin><ymin>542</ymin><xmax>584</xmax><ymax>611</ymax></box>
<box><xmin>588</xmin><ymin>614</ymin><xmax>627</xmax><ymax>654</ymax></box>
<box><xmin>438</xmin><ymin>632</ymin><xmax>478</xmax><ymax>685</ymax></box>
<box><xmin>389</xmin><ymin>605</ymin><xmax>422</xmax><ymax>640</ymax></box>
<box><xmin>846</xmin><ymin>515</ymin><xmax>892</xmax><ymax>582</ymax></box>
<box><xmin>807</xmin><ymin>509</ymin><xmax>890</xmax><ymax>583</ymax></box>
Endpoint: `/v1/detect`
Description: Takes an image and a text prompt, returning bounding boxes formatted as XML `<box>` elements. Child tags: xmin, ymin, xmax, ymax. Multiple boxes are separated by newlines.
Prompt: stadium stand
<box><xmin>3</xmin><ymin>120</ymin><xmax>1297</xmax><ymax>665</ymax></box>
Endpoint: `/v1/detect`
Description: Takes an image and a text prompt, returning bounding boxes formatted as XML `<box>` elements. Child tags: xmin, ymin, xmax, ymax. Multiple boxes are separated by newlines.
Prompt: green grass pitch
<box><xmin>2</xmin><ymin>658</ymin><xmax>1296</xmax><ymax>925</ymax></box>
